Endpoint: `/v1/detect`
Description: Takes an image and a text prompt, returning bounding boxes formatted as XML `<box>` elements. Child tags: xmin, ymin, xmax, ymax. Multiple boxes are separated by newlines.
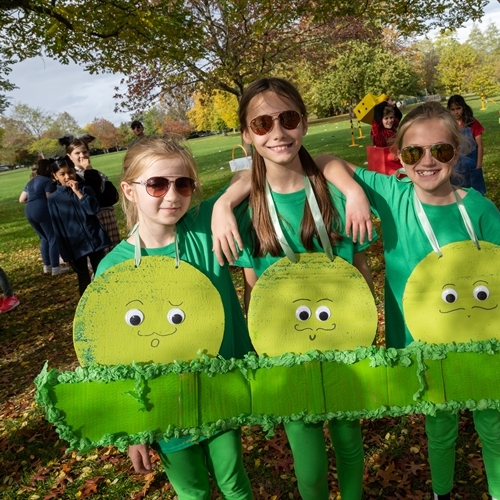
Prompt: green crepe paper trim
<box><xmin>35</xmin><ymin>340</ymin><xmax>500</xmax><ymax>452</ymax></box>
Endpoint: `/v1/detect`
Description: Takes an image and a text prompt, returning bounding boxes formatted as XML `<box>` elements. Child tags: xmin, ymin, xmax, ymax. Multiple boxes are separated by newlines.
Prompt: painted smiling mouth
<box><xmin>294</xmin><ymin>324</ymin><xmax>337</xmax><ymax>332</ymax></box>
<box><xmin>137</xmin><ymin>329</ymin><xmax>177</xmax><ymax>337</ymax></box>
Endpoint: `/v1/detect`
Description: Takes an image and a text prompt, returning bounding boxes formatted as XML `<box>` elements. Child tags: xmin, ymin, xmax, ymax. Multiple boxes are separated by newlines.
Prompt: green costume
<box><xmin>353</xmin><ymin>167</ymin><xmax>500</xmax><ymax>349</ymax></box>
<box><xmin>235</xmin><ymin>183</ymin><xmax>375</xmax><ymax>500</ymax></box>
<box><xmin>95</xmin><ymin>195</ymin><xmax>253</xmax><ymax>500</ymax></box>
<box><xmin>354</xmin><ymin>167</ymin><xmax>500</xmax><ymax>497</ymax></box>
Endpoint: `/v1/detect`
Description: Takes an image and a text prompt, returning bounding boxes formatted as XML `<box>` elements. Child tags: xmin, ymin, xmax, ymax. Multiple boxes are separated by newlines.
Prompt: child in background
<box><xmin>22</xmin><ymin>159</ymin><xmax>68</xmax><ymax>276</ymax></box>
<box><xmin>60</xmin><ymin>135</ymin><xmax>121</xmax><ymax>250</ymax></box>
<box><xmin>95</xmin><ymin>137</ymin><xmax>253</xmax><ymax>500</ymax></box>
<box><xmin>48</xmin><ymin>158</ymin><xmax>110</xmax><ymax>295</ymax></box>
<box><xmin>447</xmin><ymin>94</ymin><xmax>486</xmax><ymax>194</ymax></box>
<box><xmin>0</xmin><ymin>266</ymin><xmax>19</xmax><ymax>313</ymax></box>
<box><xmin>212</xmin><ymin>77</ymin><xmax>375</xmax><ymax>500</ymax></box>
<box><xmin>371</xmin><ymin>98</ymin><xmax>402</xmax><ymax>147</ymax></box>
<box><xmin>315</xmin><ymin>101</ymin><xmax>500</xmax><ymax>500</ymax></box>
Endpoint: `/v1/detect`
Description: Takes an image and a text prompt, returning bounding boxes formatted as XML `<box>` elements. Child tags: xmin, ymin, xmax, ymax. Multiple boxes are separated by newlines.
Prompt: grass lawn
<box><xmin>0</xmin><ymin>96</ymin><xmax>499</xmax><ymax>499</ymax></box>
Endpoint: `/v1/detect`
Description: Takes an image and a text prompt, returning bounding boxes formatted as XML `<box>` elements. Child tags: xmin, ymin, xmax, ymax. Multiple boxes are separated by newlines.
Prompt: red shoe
<box><xmin>0</xmin><ymin>295</ymin><xmax>20</xmax><ymax>313</ymax></box>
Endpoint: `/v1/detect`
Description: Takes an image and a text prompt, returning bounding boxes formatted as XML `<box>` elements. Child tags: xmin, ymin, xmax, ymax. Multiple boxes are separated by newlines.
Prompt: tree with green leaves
<box><xmin>412</xmin><ymin>39</ymin><xmax>440</xmax><ymax>94</ymax></box>
<box><xmin>314</xmin><ymin>41</ymin><xmax>419</xmax><ymax>113</ymax></box>
<box><xmin>436</xmin><ymin>34</ymin><xmax>478</xmax><ymax>95</ymax></box>
<box><xmin>27</xmin><ymin>137</ymin><xmax>59</xmax><ymax>158</ymax></box>
<box><xmin>465</xmin><ymin>23</ymin><xmax>500</xmax><ymax>99</ymax></box>
<box><xmin>0</xmin><ymin>103</ymin><xmax>81</xmax><ymax>160</ymax></box>
<box><xmin>0</xmin><ymin>0</ymin><xmax>489</xmax><ymax>112</ymax></box>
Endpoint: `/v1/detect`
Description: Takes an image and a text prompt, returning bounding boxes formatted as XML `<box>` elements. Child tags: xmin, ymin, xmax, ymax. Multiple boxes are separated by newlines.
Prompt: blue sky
<box><xmin>5</xmin><ymin>0</ymin><xmax>500</xmax><ymax>128</ymax></box>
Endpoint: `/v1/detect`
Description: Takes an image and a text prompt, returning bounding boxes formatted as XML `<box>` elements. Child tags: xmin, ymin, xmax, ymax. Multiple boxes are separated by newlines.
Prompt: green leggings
<box><xmin>155</xmin><ymin>429</ymin><xmax>253</xmax><ymax>500</ymax></box>
<box><xmin>426</xmin><ymin>410</ymin><xmax>500</xmax><ymax>497</ymax></box>
<box><xmin>284</xmin><ymin>419</ymin><xmax>364</xmax><ymax>500</ymax></box>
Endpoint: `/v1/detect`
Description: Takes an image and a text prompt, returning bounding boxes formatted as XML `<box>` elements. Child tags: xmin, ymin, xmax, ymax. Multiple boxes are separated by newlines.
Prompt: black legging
<box><xmin>70</xmin><ymin>250</ymin><xmax>105</xmax><ymax>296</ymax></box>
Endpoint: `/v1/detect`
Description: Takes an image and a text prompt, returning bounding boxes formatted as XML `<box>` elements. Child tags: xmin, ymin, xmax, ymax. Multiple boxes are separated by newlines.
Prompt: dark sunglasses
<box><xmin>249</xmin><ymin>110</ymin><xmax>302</xmax><ymax>135</ymax></box>
<box><xmin>400</xmin><ymin>143</ymin><xmax>456</xmax><ymax>165</ymax></box>
<box><xmin>131</xmin><ymin>176</ymin><xmax>196</xmax><ymax>197</ymax></box>
<box><xmin>132</xmin><ymin>125</ymin><xmax>142</xmax><ymax>130</ymax></box>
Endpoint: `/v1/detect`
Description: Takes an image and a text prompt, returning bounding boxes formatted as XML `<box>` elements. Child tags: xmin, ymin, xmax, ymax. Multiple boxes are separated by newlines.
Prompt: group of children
<box><xmin>76</xmin><ymin>76</ymin><xmax>500</xmax><ymax>500</ymax></box>
<box><xmin>19</xmin><ymin>136</ymin><xmax>121</xmax><ymax>296</ymax></box>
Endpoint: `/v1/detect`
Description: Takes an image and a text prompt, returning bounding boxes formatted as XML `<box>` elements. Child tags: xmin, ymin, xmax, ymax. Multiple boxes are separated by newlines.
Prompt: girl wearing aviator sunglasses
<box><xmin>212</xmin><ymin>77</ymin><xmax>376</xmax><ymax>500</ymax></box>
<box><xmin>93</xmin><ymin>137</ymin><xmax>254</xmax><ymax>500</ymax></box>
<box><xmin>316</xmin><ymin>101</ymin><xmax>500</xmax><ymax>500</ymax></box>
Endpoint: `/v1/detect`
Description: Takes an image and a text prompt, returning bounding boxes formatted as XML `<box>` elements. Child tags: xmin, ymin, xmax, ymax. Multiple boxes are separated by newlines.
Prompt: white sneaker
<box><xmin>43</xmin><ymin>265</ymin><xmax>52</xmax><ymax>274</ymax></box>
<box><xmin>52</xmin><ymin>266</ymin><xmax>70</xmax><ymax>276</ymax></box>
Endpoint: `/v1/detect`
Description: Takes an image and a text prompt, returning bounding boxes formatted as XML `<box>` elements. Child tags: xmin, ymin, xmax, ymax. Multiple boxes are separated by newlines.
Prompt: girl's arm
<box><xmin>353</xmin><ymin>251</ymin><xmax>374</xmax><ymax>295</ymax></box>
<box><xmin>19</xmin><ymin>191</ymin><xmax>28</xmax><ymax>203</ymax></box>
<box><xmin>128</xmin><ymin>444</ymin><xmax>151</xmax><ymax>474</ymax></box>
<box><xmin>211</xmin><ymin>169</ymin><xmax>252</xmax><ymax>266</ymax></box>
<box><xmin>243</xmin><ymin>267</ymin><xmax>258</xmax><ymax>315</ymax></box>
<box><xmin>475</xmin><ymin>133</ymin><xmax>483</xmax><ymax>169</ymax></box>
<box><xmin>315</xmin><ymin>154</ymin><xmax>372</xmax><ymax>244</ymax></box>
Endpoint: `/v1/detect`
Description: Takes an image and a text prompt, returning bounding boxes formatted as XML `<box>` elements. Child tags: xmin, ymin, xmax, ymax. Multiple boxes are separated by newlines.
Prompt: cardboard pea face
<box><xmin>248</xmin><ymin>253</ymin><xmax>377</xmax><ymax>356</ymax></box>
<box><xmin>74</xmin><ymin>256</ymin><xmax>225</xmax><ymax>366</ymax></box>
<box><xmin>403</xmin><ymin>241</ymin><xmax>500</xmax><ymax>344</ymax></box>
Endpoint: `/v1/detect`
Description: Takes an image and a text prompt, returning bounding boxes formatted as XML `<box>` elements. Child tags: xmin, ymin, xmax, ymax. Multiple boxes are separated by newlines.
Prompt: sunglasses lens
<box><xmin>175</xmin><ymin>177</ymin><xmax>196</xmax><ymax>196</ymax></box>
<box><xmin>280</xmin><ymin>110</ymin><xmax>301</xmax><ymax>130</ymax></box>
<box><xmin>401</xmin><ymin>144</ymin><xmax>455</xmax><ymax>165</ymax></box>
<box><xmin>250</xmin><ymin>115</ymin><xmax>274</xmax><ymax>135</ymax></box>
<box><xmin>146</xmin><ymin>177</ymin><xmax>170</xmax><ymax>197</ymax></box>
<box><xmin>401</xmin><ymin>146</ymin><xmax>424</xmax><ymax>165</ymax></box>
<box><xmin>431</xmin><ymin>144</ymin><xmax>455</xmax><ymax>163</ymax></box>
<box><xmin>144</xmin><ymin>177</ymin><xmax>195</xmax><ymax>197</ymax></box>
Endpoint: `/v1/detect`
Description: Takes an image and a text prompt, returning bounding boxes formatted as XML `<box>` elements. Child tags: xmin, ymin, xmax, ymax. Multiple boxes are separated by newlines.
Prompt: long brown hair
<box><xmin>239</xmin><ymin>77</ymin><xmax>342</xmax><ymax>257</ymax></box>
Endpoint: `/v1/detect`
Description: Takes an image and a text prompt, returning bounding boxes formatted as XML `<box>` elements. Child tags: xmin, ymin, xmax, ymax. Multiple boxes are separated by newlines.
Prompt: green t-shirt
<box><xmin>234</xmin><ymin>182</ymin><xmax>375</xmax><ymax>275</ymax></box>
<box><xmin>95</xmin><ymin>195</ymin><xmax>253</xmax><ymax>454</ymax></box>
<box><xmin>354</xmin><ymin>167</ymin><xmax>500</xmax><ymax>348</ymax></box>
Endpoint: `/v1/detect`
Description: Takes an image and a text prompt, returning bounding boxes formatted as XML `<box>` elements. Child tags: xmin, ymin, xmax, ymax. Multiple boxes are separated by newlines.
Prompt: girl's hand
<box><xmin>66</xmin><ymin>179</ymin><xmax>81</xmax><ymax>195</ymax></box>
<box><xmin>345</xmin><ymin>191</ymin><xmax>373</xmax><ymax>244</ymax></box>
<box><xmin>211</xmin><ymin>201</ymin><xmax>243</xmax><ymax>266</ymax></box>
<box><xmin>128</xmin><ymin>444</ymin><xmax>152</xmax><ymax>474</ymax></box>
<box><xmin>80</xmin><ymin>158</ymin><xmax>92</xmax><ymax>170</ymax></box>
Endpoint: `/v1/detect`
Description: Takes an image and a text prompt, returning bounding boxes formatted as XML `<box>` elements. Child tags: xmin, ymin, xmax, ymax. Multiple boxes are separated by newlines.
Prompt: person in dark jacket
<box><xmin>48</xmin><ymin>158</ymin><xmax>111</xmax><ymax>295</ymax></box>
<box><xmin>59</xmin><ymin>134</ymin><xmax>121</xmax><ymax>251</ymax></box>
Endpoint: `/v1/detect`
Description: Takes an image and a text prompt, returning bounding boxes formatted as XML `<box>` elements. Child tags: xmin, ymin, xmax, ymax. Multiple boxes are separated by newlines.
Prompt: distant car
<box><xmin>0</xmin><ymin>166</ymin><xmax>9</xmax><ymax>171</ymax></box>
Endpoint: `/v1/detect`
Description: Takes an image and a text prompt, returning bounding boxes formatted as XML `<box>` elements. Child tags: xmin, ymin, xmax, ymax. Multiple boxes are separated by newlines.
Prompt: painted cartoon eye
<box><xmin>441</xmin><ymin>288</ymin><xmax>458</xmax><ymax>304</ymax></box>
<box><xmin>473</xmin><ymin>285</ymin><xmax>490</xmax><ymax>301</ymax></box>
<box><xmin>316</xmin><ymin>306</ymin><xmax>331</xmax><ymax>321</ymax></box>
<box><xmin>125</xmin><ymin>308</ymin><xmax>144</xmax><ymax>326</ymax></box>
<box><xmin>295</xmin><ymin>306</ymin><xmax>312</xmax><ymax>321</ymax></box>
<box><xmin>167</xmin><ymin>308</ymin><xmax>185</xmax><ymax>325</ymax></box>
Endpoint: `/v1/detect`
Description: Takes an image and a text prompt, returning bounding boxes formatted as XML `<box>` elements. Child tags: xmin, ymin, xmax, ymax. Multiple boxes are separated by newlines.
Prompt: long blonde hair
<box><xmin>238</xmin><ymin>78</ymin><xmax>342</xmax><ymax>257</ymax></box>
<box><xmin>121</xmin><ymin>137</ymin><xmax>201</xmax><ymax>230</ymax></box>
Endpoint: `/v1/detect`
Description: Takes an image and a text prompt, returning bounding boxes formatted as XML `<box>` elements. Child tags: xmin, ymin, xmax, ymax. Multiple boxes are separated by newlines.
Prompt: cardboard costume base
<box><xmin>35</xmin><ymin>244</ymin><xmax>500</xmax><ymax>452</ymax></box>
<box><xmin>35</xmin><ymin>341</ymin><xmax>500</xmax><ymax>452</ymax></box>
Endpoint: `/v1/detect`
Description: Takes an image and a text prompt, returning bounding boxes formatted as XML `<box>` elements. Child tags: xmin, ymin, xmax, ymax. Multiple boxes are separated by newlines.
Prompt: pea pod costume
<box><xmin>39</xmin><ymin>194</ymin><xmax>255</xmax><ymax>500</ymax></box>
<box><xmin>354</xmin><ymin>167</ymin><xmax>500</xmax><ymax>498</ymax></box>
